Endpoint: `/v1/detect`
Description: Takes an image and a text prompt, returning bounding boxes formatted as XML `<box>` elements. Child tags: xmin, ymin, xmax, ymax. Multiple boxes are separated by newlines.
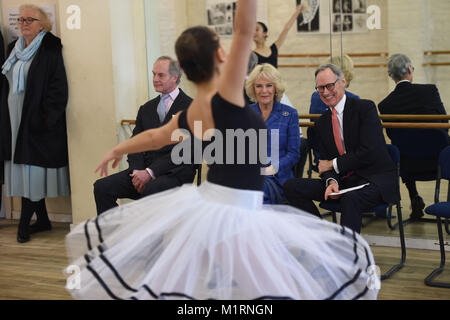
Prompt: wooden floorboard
<box><xmin>0</xmin><ymin>219</ymin><xmax>449</xmax><ymax>300</ymax></box>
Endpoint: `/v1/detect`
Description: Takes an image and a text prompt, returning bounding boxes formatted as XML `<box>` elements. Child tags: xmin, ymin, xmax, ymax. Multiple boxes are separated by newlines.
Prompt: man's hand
<box><xmin>319</xmin><ymin>160</ymin><xmax>334</xmax><ymax>175</ymax></box>
<box><xmin>324</xmin><ymin>180</ymin><xmax>341</xmax><ymax>201</ymax></box>
<box><xmin>130</xmin><ymin>170</ymin><xmax>152</xmax><ymax>194</ymax></box>
<box><xmin>262</xmin><ymin>165</ymin><xmax>277</xmax><ymax>176</ymax></box>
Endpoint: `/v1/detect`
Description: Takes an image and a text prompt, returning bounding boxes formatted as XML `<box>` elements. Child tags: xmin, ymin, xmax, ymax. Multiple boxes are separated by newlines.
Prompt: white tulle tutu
<box><xmin>65</xmin><ymin>181</ymin><xmax>379</xmax><ymax>300</ymax></box>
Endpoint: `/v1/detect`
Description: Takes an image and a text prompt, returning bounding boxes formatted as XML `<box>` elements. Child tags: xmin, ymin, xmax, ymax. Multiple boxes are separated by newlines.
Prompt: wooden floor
<box><xmin>0</xmin><ymin>219</ymin><xmax>449</xmax><ymax>300</ymax></box>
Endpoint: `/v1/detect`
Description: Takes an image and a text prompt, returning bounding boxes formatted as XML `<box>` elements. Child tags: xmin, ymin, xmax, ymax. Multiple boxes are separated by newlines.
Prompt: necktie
<box><xmin>332</xmin><ymin>107</ymin><xmax>353</xmax><ymax>178</ymax></box>
<box><xmin>157</xmin><ymin>94</ymin><xmax>169</xmax><ymax>123</ymax></box>
<box><xmin>332</xmin><ymin>107</ymin><xmax>344</xmax><ymax>155</ymax></box>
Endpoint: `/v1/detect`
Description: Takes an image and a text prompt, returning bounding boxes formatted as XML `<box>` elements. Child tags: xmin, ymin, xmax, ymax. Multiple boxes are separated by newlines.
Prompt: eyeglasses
<box><xmin>17</xmin><ymin>17</ymin><xmax>40</xmax><ymax>25</ymax></box>
<box><xmin>315</xmin><ymin>79</ymin><xmax>339</xmax><ymax>93</ymax></box>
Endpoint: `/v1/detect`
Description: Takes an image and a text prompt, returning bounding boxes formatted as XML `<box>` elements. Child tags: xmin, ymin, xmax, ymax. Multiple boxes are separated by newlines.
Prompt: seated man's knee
<box><xmin>283</xmin><ymin>178</ymin><xmax>297</xmax><ymax>195</ymax></box>
<box><xmin>340</xmin><ymin>192</ymin><xmax>360</xmax><ymax>205</ymax></box>
<box><xmin>94</xmin><ymin>178</ymin><xmax>109</xmax><ymax>197</ymax></box>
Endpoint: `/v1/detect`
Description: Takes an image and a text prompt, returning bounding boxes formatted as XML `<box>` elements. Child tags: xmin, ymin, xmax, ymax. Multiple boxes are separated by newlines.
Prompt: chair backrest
<box><xmin>195</xmin><ymin>164</ymin><xmax>202</xmax><ymax>186</ymax></box>
<box><xmin>307</xmin><ymin>127</ymin><xmax>320</xmax><ymax>164</ymax></box>
<box><xmin>386</xmin><ymin>144</ymin><xmax>400</xmax><ymax>165</ymax></box>
<box><xmin>439</xmin><ymin>146</ymin><xmax>450</xmax><ymax>180</ymax></box>
<box><xmin>389</xmin><ymin>128</ymin><xmax>448</xmax><ymax>158</ymax></box>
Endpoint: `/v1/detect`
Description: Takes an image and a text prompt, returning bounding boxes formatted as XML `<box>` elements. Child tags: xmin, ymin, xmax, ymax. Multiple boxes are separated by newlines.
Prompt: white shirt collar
<box><xmin>333</xmin><ymin>94</ymin><xmax>347</xmax><ymax>115</ymax></box>
<box><xmin>162</xmin><ymin>87</ymin><xmax>180</xmax><ymax>101</ymax></box>
<box><xmin>396</xmin><ymin>80</ymin><xmax>411</xmax><ymax>86</ymax></box>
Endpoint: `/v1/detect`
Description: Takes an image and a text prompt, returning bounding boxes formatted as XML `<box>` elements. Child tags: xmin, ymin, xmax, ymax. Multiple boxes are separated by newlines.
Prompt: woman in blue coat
<box><xmin>246</xmin><ymin>63</ymin><xmax>300</xmax><ymax>204</ymax></box>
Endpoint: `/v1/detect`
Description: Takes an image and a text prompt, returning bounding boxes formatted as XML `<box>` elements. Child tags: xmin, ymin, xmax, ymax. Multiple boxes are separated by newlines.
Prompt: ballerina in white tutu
<box><xmin>65</xmin><ymin>0</ymin><xmax>379</xmax><ymax>300</ymax></box>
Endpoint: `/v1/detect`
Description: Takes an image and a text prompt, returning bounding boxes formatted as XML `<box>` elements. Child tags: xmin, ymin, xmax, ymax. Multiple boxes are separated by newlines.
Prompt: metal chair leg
<box><xmin>381</xmin><ymin>202</ymin><xmax>406</xmax><ymax>280</ymax></box>
<box><xmin>445</xmin><ymin>218</ymin><xmax>449</xmax><ymax>235</ymax></box>
<box><xmin>425</xmin><ymin>217</ymin><xmax>450</xmax><ymax>288</ymax></box>
<box><xmin>386</xmin><ymin>205</ymin><xmax>398</xmax><ymax>230</ymax></box>
<box><xmin>307</xmin><ymin>148</ymin><xmax>313</xmax><ymax>179</ymax></box>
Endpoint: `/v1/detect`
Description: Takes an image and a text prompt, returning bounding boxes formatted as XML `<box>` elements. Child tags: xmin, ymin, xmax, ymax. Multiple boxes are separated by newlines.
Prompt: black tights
<box><xmin>17</xmin><ymin>198</ymin><xmax>49</xmax><ymax>237</ymax></box>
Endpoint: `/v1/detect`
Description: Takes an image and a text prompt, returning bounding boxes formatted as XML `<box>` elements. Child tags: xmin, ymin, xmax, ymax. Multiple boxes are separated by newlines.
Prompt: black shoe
<box><xmin>17</xmin><ymin>233</ymin><xmax>30</xmax><ymax>243</ymax></box>
<box><xmin>29</xmin><ymin>222</ymin><xmax>52</xmax><ymax>235</ymax></box>
<box><xmin>410</xmin><ymin>196</ymin><xmax>425</xmax><ymax>220</ymax></box>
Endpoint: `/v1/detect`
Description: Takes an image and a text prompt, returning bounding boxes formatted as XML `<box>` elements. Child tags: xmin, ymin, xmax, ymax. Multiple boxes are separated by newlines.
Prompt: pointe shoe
<box><xmin>29</xmin><ymin>222</ymin><xmax>52</xmax><ymax>235</ymax></box>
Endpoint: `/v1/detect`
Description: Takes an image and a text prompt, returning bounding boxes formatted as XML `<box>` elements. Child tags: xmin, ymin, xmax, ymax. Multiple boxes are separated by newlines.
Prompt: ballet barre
<box><xmin>278</xmin><ymin>52</ymin><xmax>389</xmax><ymax>69</ymax></box>
<box><xmin>299</xmin><ymin>114</ymin><xmax>450</xmax><ymax>121</ymax></box>
<box><xmin>122</xmin><ymin>119</ymin><xmax>450</xmax><ymax>129</ymax></box>
<box><xmin>423</xmin><ymin>49</ymin><xmax>450</xmax><ymax>66</ymax></box>
<box><xmin>299</xmin><ymin>122</ymin><xmax>450</xmax><ymax>129</ymax></box>
<box><xmin>278</xmin><ymin>52</ymin><xmax>389</xmax><ymax>58</ymax></box>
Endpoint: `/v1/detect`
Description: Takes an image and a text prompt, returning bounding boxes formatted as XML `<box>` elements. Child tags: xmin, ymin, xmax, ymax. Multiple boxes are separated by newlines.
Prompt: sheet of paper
<box><xmin>329</xmin><ymin>183</ymin><xmax>370</xmax><ymax>196</ymax></box>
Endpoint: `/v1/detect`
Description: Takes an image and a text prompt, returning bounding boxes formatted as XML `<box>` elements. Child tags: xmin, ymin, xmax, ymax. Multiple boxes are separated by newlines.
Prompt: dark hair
<box><xmin>257</xmin><ymin>21</ymin><xmax>268</xmax><ymax>33</ymax></box>
<box><xmin>175</xmin><ymin>26</ymin><xmax>220</xmax><ymax>83</ymax></box>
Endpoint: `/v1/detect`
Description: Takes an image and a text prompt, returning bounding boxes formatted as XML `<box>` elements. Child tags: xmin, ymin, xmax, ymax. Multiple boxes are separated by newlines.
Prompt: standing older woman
<box><xmin>0</xmin><ymin>4</ymin><xmax>69</xmax><ymax>243</ymax></box>
<box><xmin>246</xmin><ymin>63</ymin><xmax>300</xmax><ymax>204</ymax></box>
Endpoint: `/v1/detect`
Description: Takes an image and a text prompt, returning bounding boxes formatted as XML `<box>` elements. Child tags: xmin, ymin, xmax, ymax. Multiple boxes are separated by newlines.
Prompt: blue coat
<box><xmin>250</xmin><ymin>102</ymin><xmax>301</xmax><ymax>204</ymax></box>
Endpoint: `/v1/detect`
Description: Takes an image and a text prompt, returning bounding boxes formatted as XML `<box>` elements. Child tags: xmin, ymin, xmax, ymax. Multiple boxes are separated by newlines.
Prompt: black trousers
<box><xmin>294</xmin><ymin>137</ymin><xmax>309</xmax><ymax>178</ymax></box>
<box><xmin>283</xmin><ymin>175</ymin><xmax>384</xmax><ymax>233</ymax></box>
<box><xmin>0</xmin><ymin>161</ymin><xmax>3</xmax><ymax>213</ymax></box>
<box><xmin>94</xmin><ymin>170</ymin><xmax>184</xmax><ymax>215</ymax></box>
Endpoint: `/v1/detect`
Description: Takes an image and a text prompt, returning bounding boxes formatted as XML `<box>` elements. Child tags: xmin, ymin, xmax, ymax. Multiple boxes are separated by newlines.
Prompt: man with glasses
<box><xmin>379</xmin><ymin>53</ymin><xmax>449</xmax><ymax>221</ymax></box>
<box><xmin>283</xmin><ymin>64</ymin><xmax>399</xmax><ymax>233</ymax></box>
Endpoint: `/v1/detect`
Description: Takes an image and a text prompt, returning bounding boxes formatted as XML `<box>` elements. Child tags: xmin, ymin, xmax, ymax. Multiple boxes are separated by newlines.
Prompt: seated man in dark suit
<box><xmin>94</xmin><ymin>56</ymin><xmax>196</xmax><ymax>215</ymax></box>
<box><xmin>284</xmin><ymin>64</ymin><xmax>399</xmax><ymax>233</ymax></box>
<box><xmin>378</xmin><ymin>53</ymin><xmax>449</xmax><ymax>220</ymax></box>
<box><xmin>0</xmin><ymin>161</ymin><xmax>3</xmax><ymax>217</ymax></box>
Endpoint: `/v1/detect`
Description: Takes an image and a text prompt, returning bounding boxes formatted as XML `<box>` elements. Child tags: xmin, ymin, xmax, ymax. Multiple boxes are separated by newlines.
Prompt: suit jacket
<box><xmin>316</xmin><ymin>97</ymin><xmax>399</xmax><ymax>204</ymax></box>
<box><xmin>127</xmin><ymin>89</ymin><xmax>195</xmax><ymax>182</ymax></box>
<box><xmin>250</xmin><ymin>102</ymin><xmax>300</xmax><ymax>187</ymax></box>
<box><xmin>378</xmin><ymin>81</ymin><xmax>448</xmax><ymax>139</ymax></box>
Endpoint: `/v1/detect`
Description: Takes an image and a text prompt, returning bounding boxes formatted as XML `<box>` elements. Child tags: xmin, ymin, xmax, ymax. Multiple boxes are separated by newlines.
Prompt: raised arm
<box><xmin>274</xmin><ymin>3</ymin><xmax>303</xmax><ymax>50</ymax></box>
<box><xmin>218</xmin><ymin>0</ymin><xmax>257</xmax><ymax>107</ymax></box>
<box><xmin>95</xmin><ymin>115</ymin><xmax>182</xmax><ymax>176</ymax></box>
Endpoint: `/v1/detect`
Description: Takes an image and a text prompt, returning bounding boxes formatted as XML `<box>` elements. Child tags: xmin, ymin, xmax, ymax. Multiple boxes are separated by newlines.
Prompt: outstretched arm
<box><xmin>95</xmin><ymin>115</ymin><xmax>182</xmax><ymax>177</ymax></box>
<box><xmin>218</xmin><ymin>0</ymin><xmax>257</xmax><ymax>107</ymax></box>
<box><xmin>274</xmin><ymin>3</ymin><xmax>303</xmax><ymax>50</ymax></box>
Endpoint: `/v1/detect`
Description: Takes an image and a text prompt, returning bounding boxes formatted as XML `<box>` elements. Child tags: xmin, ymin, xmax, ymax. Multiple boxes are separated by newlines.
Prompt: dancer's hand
<box><xmin>95</xmin><ymin>149</ymin><xmax>123</xmax><ymax>177</ymax></box>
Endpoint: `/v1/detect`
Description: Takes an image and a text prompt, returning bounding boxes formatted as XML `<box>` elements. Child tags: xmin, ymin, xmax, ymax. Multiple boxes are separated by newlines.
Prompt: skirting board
<box><xmin>362</xmin><ymin>233</ymin><xmax>450</xmax><ymax>252</ymax></box>
<box><xmin>11</xmin><ymin>210</ymin><xmax>73</xmax><ymax>223</ymax></box>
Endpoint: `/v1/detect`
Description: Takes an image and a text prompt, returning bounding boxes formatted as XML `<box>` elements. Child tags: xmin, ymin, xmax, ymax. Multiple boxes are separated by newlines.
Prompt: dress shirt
<box><xmin>145</xmin><ymin>87</ymin><xmax>181</xmax><ymax>179</ymax></box>
<box><xmin>327</xmin><ymin>94</ymin><xmax>347</xmax><ymax>187</ymax></box>
<box><xmin>163</xmin><ymin>87</ymin><xmax>180</xmax><ymax>114</ymax></box>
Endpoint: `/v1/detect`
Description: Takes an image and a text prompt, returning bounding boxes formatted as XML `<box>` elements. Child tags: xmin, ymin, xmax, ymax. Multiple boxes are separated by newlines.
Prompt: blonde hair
<box><xmin>20</xmin><ymin>4</ymin><xmax>52</xmax><ymax>32</ymax></box>
<box><xmin>245</xmin><ymin>64</ymin><xmax>286</xmax><ymax>103</ymax></box>
<box><xmin>327</xmin><ymin>54</ymin><xmax>355</xmax><ymax>88</ymax></box>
